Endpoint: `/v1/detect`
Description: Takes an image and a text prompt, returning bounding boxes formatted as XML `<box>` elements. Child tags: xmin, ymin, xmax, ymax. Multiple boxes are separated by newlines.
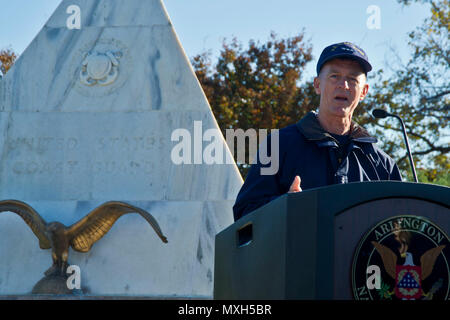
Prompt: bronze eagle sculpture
<box><xmin>0</xmin><ymin>200</ymin><xmax>168</xmax><ymax>276</ymax></box>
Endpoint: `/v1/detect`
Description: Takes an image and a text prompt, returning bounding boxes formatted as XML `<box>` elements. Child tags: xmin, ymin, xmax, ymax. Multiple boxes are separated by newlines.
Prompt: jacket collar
<box><xmin>296</xmin><ymin>111</ymin><xmax>377</xmax><ymax>143</ymax></box>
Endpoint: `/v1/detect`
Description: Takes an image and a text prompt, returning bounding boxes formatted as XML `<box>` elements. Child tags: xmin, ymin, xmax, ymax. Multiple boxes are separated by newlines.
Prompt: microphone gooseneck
<box><xmin>372</xmin><ymin>109</ymin><xmax>418</xmax><ymax>183</ymax></box>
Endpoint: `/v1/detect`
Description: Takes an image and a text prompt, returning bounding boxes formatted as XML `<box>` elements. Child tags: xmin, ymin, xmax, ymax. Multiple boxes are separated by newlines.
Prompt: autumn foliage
<box><xmin>192</xmin><ymin>32</ymin><xmax>318</xmax><ymax>176</ymax></box>
<box><xmin>192</xmin><ymin>1</ymin><xmax>448</xmax><ymax>184</ymax></box>
<box><xmin>0</xmin><ymin>49</ymin><xmax>17</xmax><ymax>77</ymax></box>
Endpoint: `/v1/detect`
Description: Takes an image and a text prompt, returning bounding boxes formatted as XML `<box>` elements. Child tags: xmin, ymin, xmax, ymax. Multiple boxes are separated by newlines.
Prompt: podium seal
<box><xmin>351</xmin><ymin>215</ymin><xmax>449</xmax><ymax>300</ymax></box>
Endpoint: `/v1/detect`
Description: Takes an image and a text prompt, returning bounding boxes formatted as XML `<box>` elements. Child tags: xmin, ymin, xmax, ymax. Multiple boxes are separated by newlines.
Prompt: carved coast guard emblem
<box><xmin>352</xmin><ymin>215</ymin><xmax>449</xmax><ymax>300</ymax></box>
<box><xmin>71</xmin><ymin>38</ymin><xmax>132</xmax><ymax>97</ymax></box>
<box><xmin>80</xmin><ymin>51</ymin><xmax>122</xmax><ymax>87</ymax></box>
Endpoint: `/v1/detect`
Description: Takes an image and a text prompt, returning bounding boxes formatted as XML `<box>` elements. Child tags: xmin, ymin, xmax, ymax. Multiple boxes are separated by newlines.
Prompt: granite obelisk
<box><xmin>0</xmin><ymin>0</ymin><xmax>242</xmax><ymax>297</ymax></box>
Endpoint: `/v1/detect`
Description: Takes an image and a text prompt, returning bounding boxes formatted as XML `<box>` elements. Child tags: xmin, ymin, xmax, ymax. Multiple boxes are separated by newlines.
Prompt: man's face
<box><xmin>313</xmin><ymin>58</ymin><xmax>369</xmax><ymax>120</ymax></box>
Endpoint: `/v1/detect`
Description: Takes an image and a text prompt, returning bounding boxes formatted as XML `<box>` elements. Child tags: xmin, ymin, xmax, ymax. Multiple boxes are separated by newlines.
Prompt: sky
<box><xmin>0</xmin><ymin>0</ymin><xmax>431</xmax><ymax>81</ymax></box>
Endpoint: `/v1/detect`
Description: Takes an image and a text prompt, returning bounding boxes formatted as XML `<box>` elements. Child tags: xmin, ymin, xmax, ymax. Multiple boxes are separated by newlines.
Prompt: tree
<box><xmin>0</xmin><ymin>48</ymin><xmax>17</xmax><ymax>78</ymax></box>
<box><xmin>192</xmin><ymin>31</ymin><xmax>317</xmax><ymax>177</ymax></box>
<box><xmin>192</xmin><ymin>2</ymin><xmax>449</xmax><ymax>185</ymax></box>
<box><xmin>358</xmin><ymin>0</ymin><xmax>449</xmax><ymax>184</ymax></box>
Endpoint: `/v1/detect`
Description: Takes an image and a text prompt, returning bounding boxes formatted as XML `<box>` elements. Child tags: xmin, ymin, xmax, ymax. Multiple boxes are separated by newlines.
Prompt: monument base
<box><xmin>31</xmin><ymin>274</ymin><xmax>82</xmax><ymax>295</ymax></box>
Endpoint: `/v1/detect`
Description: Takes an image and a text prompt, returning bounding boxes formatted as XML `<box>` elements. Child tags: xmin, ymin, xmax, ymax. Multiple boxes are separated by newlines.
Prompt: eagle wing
<box><xmin>0</xmin><ymin>199</ymin><xmax>51</xmax><ymax>249</ymax></box>
<box><xmin>67</xmin><ymin>201</ymin><xmax>168</xmax><ymax>252</ymax></box>
<box><xmin>421</xmin><ymin>245</ymin><xmax>445</xmax><ymax>280</ymax></box>
<box><xmin>371</xmin><ymin>241</ymin><xmax>397</xmax><ymax>279</ymax></box>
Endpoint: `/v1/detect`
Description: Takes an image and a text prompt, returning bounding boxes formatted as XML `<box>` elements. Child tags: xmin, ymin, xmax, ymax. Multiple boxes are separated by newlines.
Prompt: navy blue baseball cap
<box><xmin>316</xmin><ymin>42</ymin><xmax>372</xmax><ymax>75</ymax></box>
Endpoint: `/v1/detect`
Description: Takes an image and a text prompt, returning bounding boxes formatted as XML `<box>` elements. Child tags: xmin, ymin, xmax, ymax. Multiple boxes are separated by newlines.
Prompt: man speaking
<box><xmin>233</xmin><ymin>42</ymin><xmax>402</xmax><ymax>221</ymax></box>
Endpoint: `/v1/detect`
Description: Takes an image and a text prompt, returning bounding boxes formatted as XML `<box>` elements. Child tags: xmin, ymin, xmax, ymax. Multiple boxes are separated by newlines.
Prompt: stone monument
<box><xmin>0</xmin><ymin>0</ymin><xmax>242</xmax><ymax>297</ymax></box>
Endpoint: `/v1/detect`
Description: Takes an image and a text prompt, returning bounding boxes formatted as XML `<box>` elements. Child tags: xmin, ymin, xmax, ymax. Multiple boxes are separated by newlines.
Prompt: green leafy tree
<box><xmin>358</xmin><ymin>0</ymin><xmax>449</xmax><ymax>185</ymax></box>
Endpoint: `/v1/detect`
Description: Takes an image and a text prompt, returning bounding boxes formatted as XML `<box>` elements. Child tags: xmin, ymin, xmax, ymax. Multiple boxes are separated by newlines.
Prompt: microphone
<box><xmin>372</xmin><ymin>109</ymin><xmax>418</xmax><ymax>183</ymax></box>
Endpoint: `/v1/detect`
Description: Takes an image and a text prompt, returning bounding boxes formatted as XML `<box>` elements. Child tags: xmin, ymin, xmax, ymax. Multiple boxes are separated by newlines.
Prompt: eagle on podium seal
<box><xmin>352</xmin><ymin>215</ymin><xmax>449</xmax><ymax>300</ymax></box>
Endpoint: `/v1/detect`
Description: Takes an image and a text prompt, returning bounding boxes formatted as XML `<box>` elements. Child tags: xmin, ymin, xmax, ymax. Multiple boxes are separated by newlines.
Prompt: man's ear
<box><xmin>359</xmin><ymin>83</ymin><xmax>369</xmax><ymax>101</ymax></box>
<box><xmin>313</xmin><ymin>77</ymin><xmax>321</xmax><ymax>95</ymax></box>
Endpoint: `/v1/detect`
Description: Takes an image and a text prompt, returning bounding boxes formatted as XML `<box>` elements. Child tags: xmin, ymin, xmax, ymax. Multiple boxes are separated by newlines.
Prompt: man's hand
<box><xmin>288</xmin><ymin>175</ymin><xmax>302</xmax><ymax>193</ymax></box>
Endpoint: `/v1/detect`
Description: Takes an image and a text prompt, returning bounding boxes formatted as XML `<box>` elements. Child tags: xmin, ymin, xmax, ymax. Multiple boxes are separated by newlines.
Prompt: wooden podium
<box><xmin>214</xmin><ymin>181</ymin><xmax>450</xmax><ymax>300</ymax></box>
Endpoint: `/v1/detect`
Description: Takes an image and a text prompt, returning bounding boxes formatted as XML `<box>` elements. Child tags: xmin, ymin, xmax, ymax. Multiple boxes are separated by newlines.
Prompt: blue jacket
<box><xmin>233</xmin><ymin>112</ymin><xmax>402</xmax><ymax>221</ymax></box>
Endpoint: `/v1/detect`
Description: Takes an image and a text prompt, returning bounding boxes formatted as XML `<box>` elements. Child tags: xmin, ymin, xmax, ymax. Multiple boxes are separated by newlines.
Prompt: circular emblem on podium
<box><xmin>352</xmin><ymin>215</ymin><xmax>450</xmax><ymax>300</ymax></box>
